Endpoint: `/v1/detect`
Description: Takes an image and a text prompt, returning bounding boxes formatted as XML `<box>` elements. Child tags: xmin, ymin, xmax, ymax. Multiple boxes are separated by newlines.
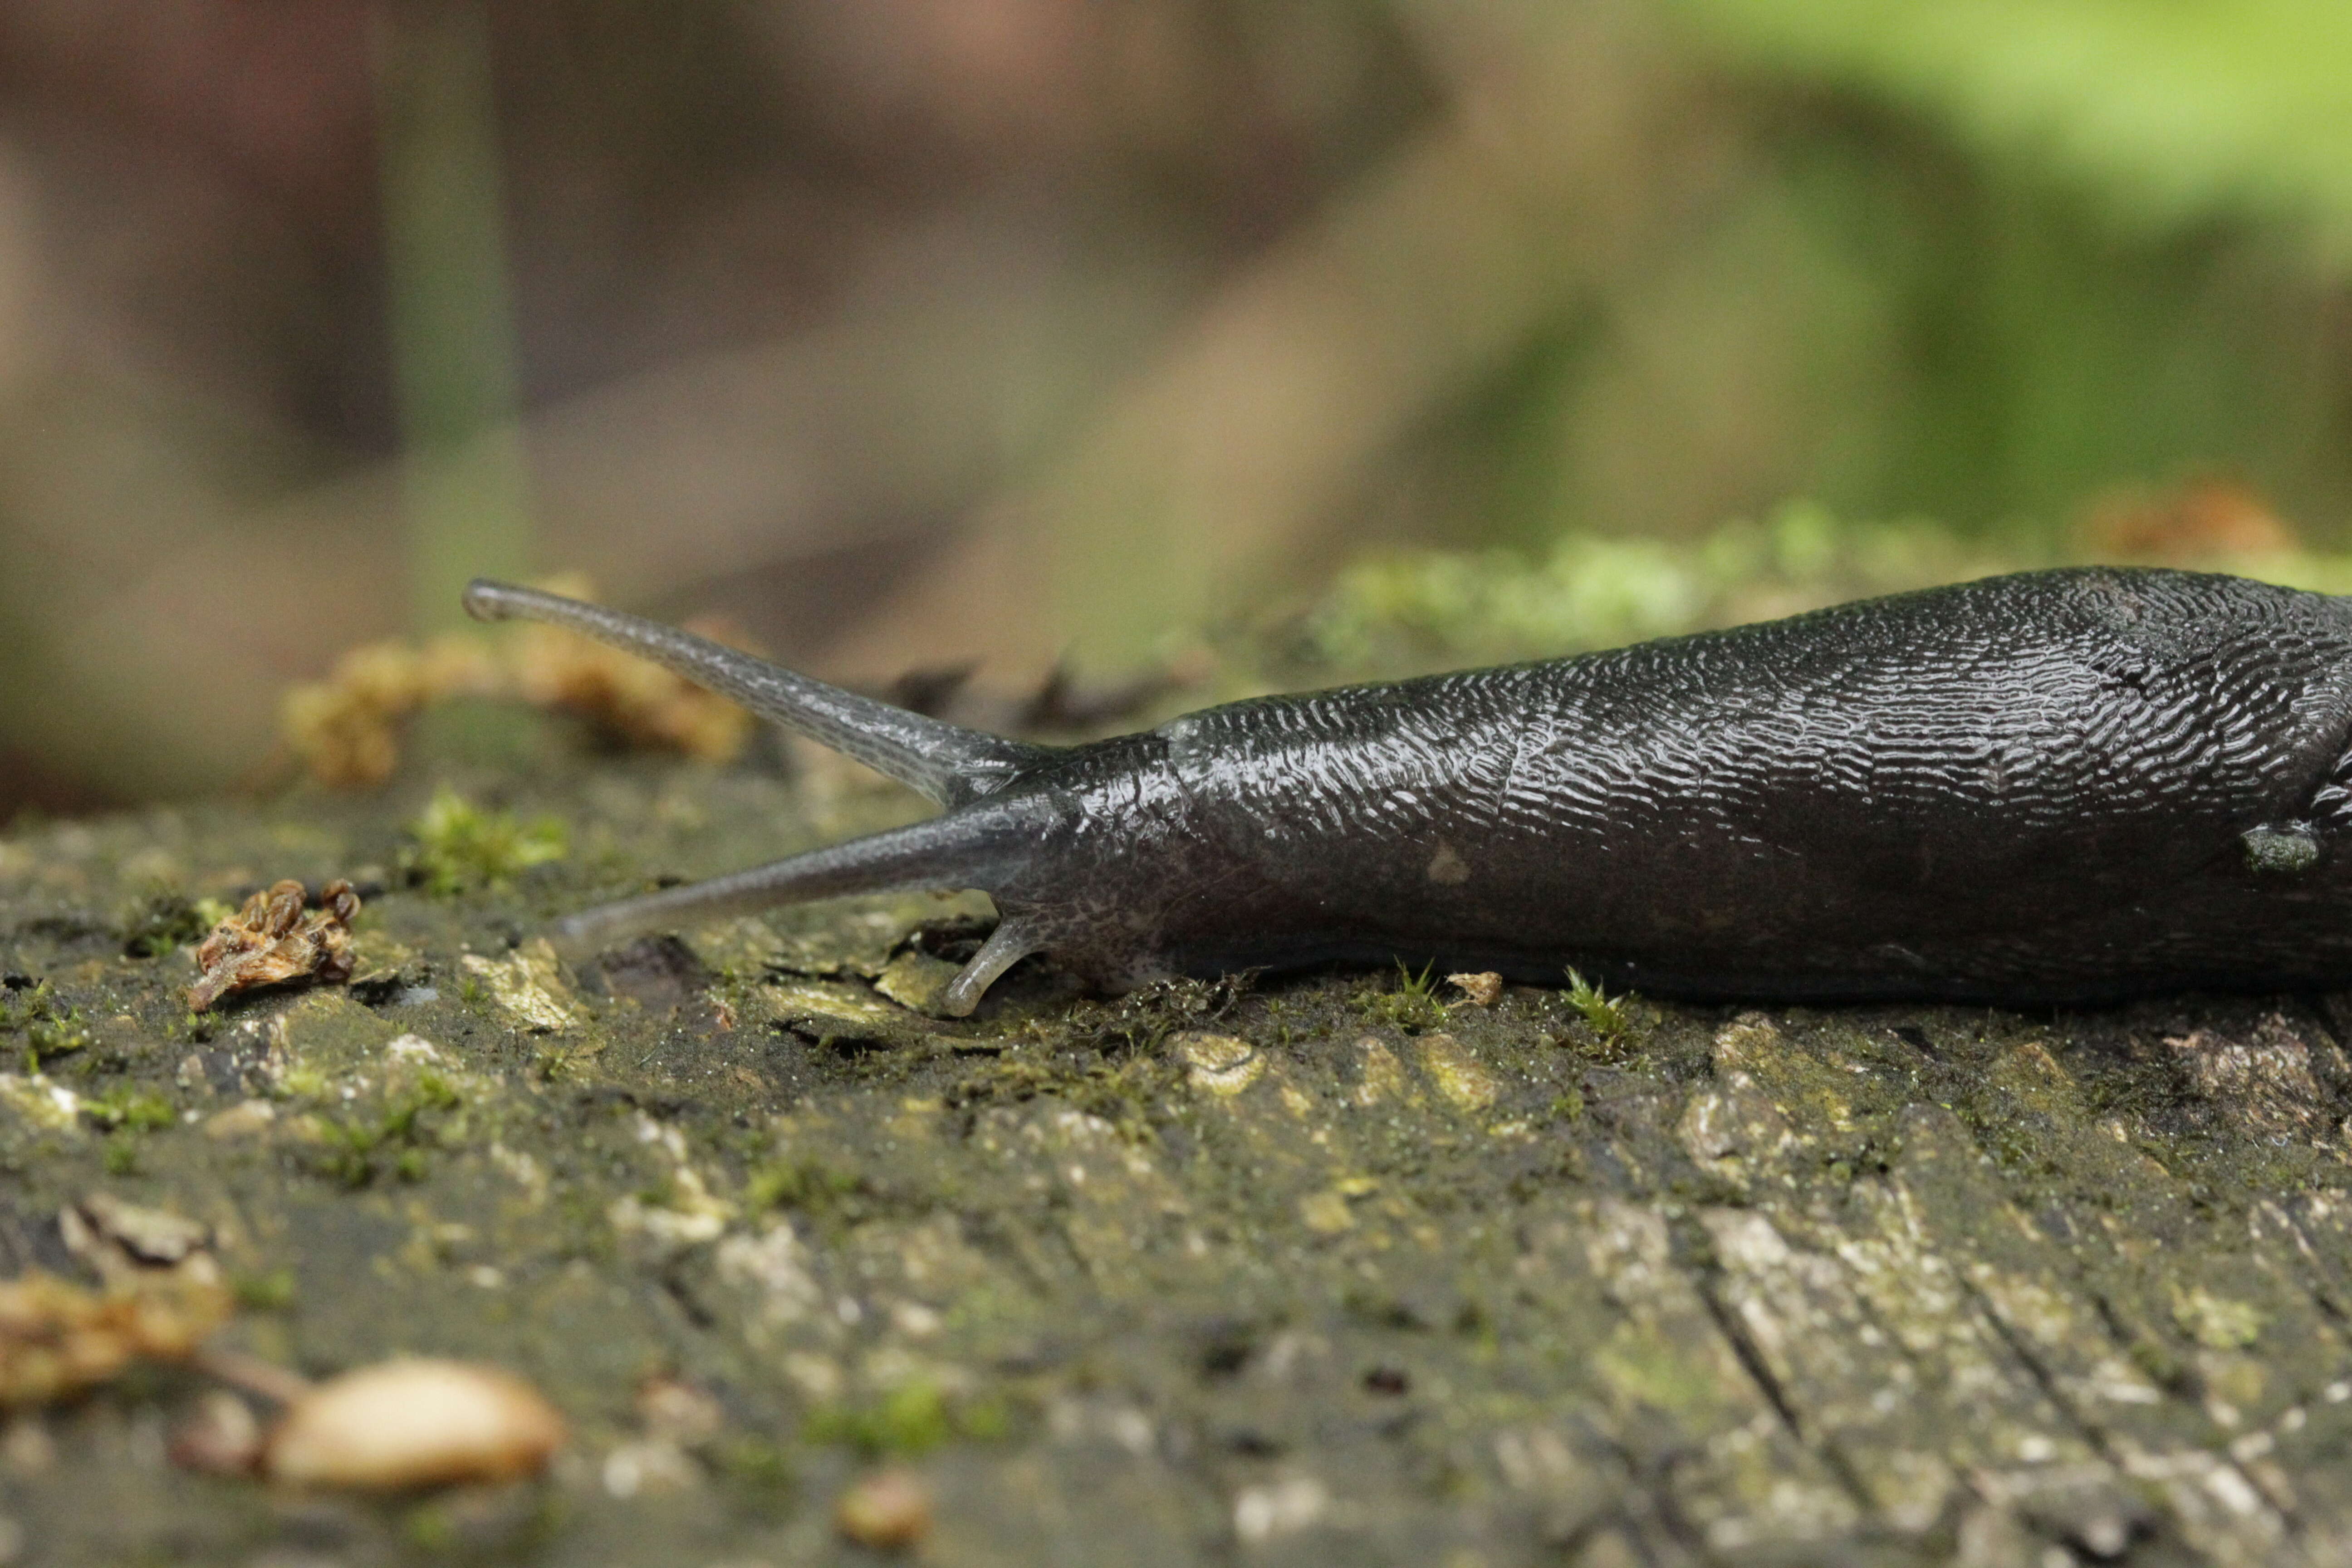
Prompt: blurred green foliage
<box><xmin>1411</xmin><ymin>148</ymin><xmax>2348</xmax><ymax>560</ymax></box>
<box><xmin>1589</xmin><ymin>0</ymin><xmax>2352</xmax><ymax>540</ymax></box>
<box><xmin>1353</xmin><ymin>0</ymin><xmax>2352</xmax><ymax>590</ymax></box>
<box><xmin>13</xmin><ymin>1</ymin><xmax>2352</xmax><ymax>805</ymax></box>
<box><xmin>373</xmin><ymin>2</ymin><xmax>535</xmax><ymax>633</ymax></box>
<box><xmin>1680</xmin><ymin>0</ymin><xmax>2352</xmax><ymax>241</ymax></box>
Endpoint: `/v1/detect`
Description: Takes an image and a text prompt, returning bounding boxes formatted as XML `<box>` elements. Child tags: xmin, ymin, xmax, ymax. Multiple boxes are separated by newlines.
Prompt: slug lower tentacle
<box><xmin>466</xmin><ymin>568</ymin><xmax>2352</xmax><ymax>1015</ymax></box>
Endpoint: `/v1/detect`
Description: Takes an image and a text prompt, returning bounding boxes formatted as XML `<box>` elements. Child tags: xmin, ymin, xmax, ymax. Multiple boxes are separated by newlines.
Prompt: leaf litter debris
<box><xmin>186</xmin><ymin>878</ymin><xmax>360</xmax><ymax>1011</ymax></box>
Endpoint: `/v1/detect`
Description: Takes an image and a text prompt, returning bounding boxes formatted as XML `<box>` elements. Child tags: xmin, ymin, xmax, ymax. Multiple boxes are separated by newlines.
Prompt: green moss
<box><xmin>744</xmin><ymin>1155</ymin><xmax>863</xmax><ymax>1218</ymax></box>
<box><xmin>1563</xmin><ymin>968</ymin><xmax>1632</xmax><ymax>1047</ymax></box>
<box><xmin>942</xmin><ymin>1051</ymin><xmax>1176</xmax><ymax>1142</ymax></box>
<box><xmin>711</xmin><ymin>1435</ymin><xmax>795</xmax><ymax>1496</ymax></box>
<box><xmin>83</xmin><ymin>1086</ymin><xmax>174</xmax><ymax>1132</ymax></box>
<box><xmin>277</xmin><ymin>1064</ymin><xmax>331</xmax><ymax>1100</ymax></box>
<box><xmin>1352</xmin><ymin>961</ymin><xmax>1450</xmax><ymax>1034</ymax></box>
<box><xmin>231</xmin><ymin>1269</ymin><xmax>297</xmax><ymax>1311</ymax></box>
<box><xmin>2172</xmin><ymin>1285</ymin><xmax>2264</xmax><ymax>1350</ymax></box>
<box><xmin>402</xmin><ymin>784</ymin><xmax>567</xmax><ymax>897</ymax></box>
<box><xmin>312</xmin><ymin>1072</ymin><xmax>464</xmax><ymax>1187</ymax></box>
<box><xmin>116</xmin><ymin>891</ymin><xmax>213</xmax><ymax>959</ymax></box>
<box><xmin>1</xmin><ymin>981</ymin><xmax>88</xmax><ymax>1066</ymax></box>
<box><xmin>805</xmin><ymin>1380</ymin><xmax>1007</xmax><ymax>1457</ymax></box>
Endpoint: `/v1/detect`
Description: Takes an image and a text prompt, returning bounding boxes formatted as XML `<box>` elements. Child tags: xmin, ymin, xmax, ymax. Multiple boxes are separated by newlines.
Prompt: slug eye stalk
<box><xmin>461</xmin><ymin>580</ymin><xmax>1049</xmax><ymax>806</ymax></box>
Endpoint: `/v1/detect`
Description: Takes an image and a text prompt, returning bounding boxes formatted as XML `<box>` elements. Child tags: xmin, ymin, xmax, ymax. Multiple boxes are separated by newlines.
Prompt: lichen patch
<box><xmin>460</xmin><ymin>939</ymin><xmax>587</xmax><ymax>1033</ymax></box>
<box><xmin>1175</xmin><ymin>1031</ymin><xmax>1263</xmax><ymax>1096</ymax></box>
<box><xmin>1412</xmin><ymin>1032</ymin><xmax>1499</xmax><ymax>1110</ymax></box>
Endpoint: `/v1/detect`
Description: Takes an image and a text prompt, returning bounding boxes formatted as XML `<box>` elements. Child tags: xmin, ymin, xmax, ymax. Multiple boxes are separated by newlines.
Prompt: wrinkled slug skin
<box><xmin>470</xmin><ymin>568</ymin><xmax>2352</xmax><ymax>1006</ymax></box>
<box><xmin>993</xmin><ymin>568</ymin><xmax>2352</xmax><ymax>1001</ymax></box>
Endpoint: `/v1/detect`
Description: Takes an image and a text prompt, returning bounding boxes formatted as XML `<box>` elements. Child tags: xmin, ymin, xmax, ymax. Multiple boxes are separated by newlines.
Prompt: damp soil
<box><xmin>6</xmin><ymin>753</ymin><xmax>2352</xmax><ymax>1566</ymax></box>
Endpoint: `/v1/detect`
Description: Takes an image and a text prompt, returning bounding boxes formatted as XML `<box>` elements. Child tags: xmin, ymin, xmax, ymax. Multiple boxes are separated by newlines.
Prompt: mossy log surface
<box><xmin>7</xmin><ymin>754</ymin><xmax>2352</xmax><ymax>1566</ymax></box>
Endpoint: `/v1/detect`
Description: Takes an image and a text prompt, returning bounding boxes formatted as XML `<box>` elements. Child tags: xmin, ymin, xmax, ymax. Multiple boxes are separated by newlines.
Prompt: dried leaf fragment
<box><xmin>280</xmin><ymin>636</ymin><xmax>499</xmax><ymax>789</ymax></box>
<box><xmin>0</xmin><ymin>1270</ymin><xmax>232</xmax><ymax>1407</ymax></box>
<box><xmin>266</xmin><ymin>1358</ymin><xmax>567</xmax><ymax>1489</ymax></box>
<box><xmin>187</xmin><ymin>879</ymin><xmax>360</xmax><ymax>1011</ymax></box>
<box><xmin>2078</xmin><ymin>476</ymin><xmax>2296</xmax><ymax>562</ymax></box>
<box><xmin>1447</xmin><ymin>971</ymin><xmax>1504</xmax><ymax>1006</ymax></box>
<box><xmin>279</xmin><ymin>577</ymin><xmax>755</xmax><ymax>789</ymax></box>
<box><xmin>61</xmin><ymin>1193</ymin><xmax>214</xmax><ymax>1284</ymax></box>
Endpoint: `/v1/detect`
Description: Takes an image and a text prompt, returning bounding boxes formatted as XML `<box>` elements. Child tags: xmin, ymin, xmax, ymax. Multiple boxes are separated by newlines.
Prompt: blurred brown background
<box><xmin>7</xmin><ymin>0</ymin><xmax>2352</xmax><ymax>813</ymax></box>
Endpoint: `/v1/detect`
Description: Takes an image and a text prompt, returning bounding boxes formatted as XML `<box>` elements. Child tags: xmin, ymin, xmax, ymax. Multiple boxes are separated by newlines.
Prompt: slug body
<box><xmin>465</xmin><ymin>568</ymin><xmax>2352</xmax><ymax>1014</ymax></box>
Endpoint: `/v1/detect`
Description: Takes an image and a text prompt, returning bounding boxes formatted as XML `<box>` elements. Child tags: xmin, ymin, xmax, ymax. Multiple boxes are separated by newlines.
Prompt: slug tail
<box><xmin>547</xmin><ymin>804</ymin><xmax>1039</xmax><ymax>956</ymax></box>
<box><xmin>462</xmin><ymin>579</ymin><xmax>1049</xmax><ymax>806</ymax></box>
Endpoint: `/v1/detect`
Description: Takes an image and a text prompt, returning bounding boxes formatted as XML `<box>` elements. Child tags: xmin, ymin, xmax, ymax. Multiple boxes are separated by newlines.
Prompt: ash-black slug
<box><xmin>464</xmin><ymin>568</ymin><xmax>2352</xmax><ymax>1014</ymax></box>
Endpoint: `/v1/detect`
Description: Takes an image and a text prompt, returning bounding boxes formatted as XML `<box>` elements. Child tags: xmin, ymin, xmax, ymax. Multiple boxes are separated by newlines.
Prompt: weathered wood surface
<box><xmin>5</xmin><ymin>755</ymin><xmax>2352</xmax><ymax>1566</ymax></box>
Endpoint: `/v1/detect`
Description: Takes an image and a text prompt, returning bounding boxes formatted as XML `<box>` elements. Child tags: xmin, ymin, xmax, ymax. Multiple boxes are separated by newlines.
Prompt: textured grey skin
<box><xmin>467</xmin><ymin>568</ymin><xmax>2352</xmax><ymax>1013</ymax></box>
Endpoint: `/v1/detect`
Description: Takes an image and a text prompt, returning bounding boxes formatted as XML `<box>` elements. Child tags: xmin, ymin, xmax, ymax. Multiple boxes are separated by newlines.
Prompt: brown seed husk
<box><xmin>835</xmin><ymin>1466</ymin><xmax>933</xmax><ymax>1550</ymax></box>
<box><xmin>169</xmin><ymin>1390</ymin><xmax>264</xmax><ymax>1476</ymax></box>
<box><xmin>265</xmin><ymin>1358</ymin><xmax>567</xmax><ymax>1490</ymax></box>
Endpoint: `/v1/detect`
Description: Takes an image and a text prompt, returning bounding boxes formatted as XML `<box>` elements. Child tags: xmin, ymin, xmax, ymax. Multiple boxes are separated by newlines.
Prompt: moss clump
<box><xmin>1</xmin><ymin>980</ymin><xmax>88</xmax><ymax>1068</ymax></box>
<box><xmin>744</xmin><ymin>1156</ymin><xmax>864</xmax><ymax>1219</ymax></box>
<box><xmin>1351</xmin><ymin>961</ymin><xmax>1450</xmax><ymax>1034</ymax></box>
<box><xmin>117</xmin><ymin>892</ymin><xmax>221</xmax><ymax>959</ymax></box>
<box><xmin>1563</xmin><ymin>968</ymin><xmax>1632</xmax><ymax>1047</ymax></box>
<box><xmin>83</xmin><ymin>1086</ymin><xmax>174</xmax><ymax>1133</ymax></box>
<box><xmin>805</xmin><ymin>1381</ymin><xmax>1008</xmax><ymax>1457</ymax></box>
<box><xmin>710</xmin><ymin>1435</ymin><xmax>795</xmax><ymax>1501</ymax></box>
<box><xmin>401</xmin><ymin>785</ymin><xmax>567</xmax><ymax>896</ymax></box>
<box><xmin>311</xmin><ymin>1072</ymin><xmax>463</xmax><ymax>1187</ymax></box>
<box><xmin>230</xmin><ymin>1270</ymin><xmax>296</xmax><ymax>1311</ymax></box>
<box><xmin>941</xmin><ymin>1052</ymin><xmax>1176</xmax><ymax>1142</ymax></box>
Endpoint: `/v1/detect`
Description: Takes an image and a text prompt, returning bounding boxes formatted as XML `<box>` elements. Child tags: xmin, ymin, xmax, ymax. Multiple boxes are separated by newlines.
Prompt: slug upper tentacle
<box><xmin>461</xmin><ymin>580</ymin><xmax>1048</xmax><ymax>806</ymax></box>
<box><xmin>467</xmin><ymin>568</ymin><xmax>2352</xmax><ymax>1015</ymax></box>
